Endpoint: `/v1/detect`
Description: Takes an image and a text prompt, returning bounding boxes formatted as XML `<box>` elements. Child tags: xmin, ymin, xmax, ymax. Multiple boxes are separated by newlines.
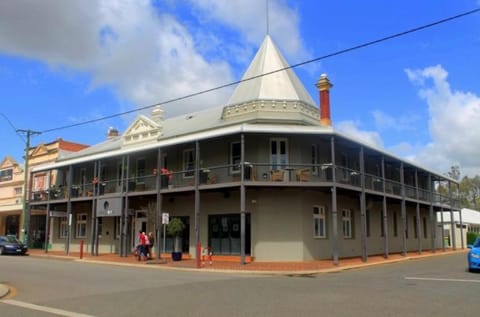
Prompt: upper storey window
<box><xmin>0</xmin><ymin>169</ymin><xmax>13</xmax><ymax>182</ymax></box>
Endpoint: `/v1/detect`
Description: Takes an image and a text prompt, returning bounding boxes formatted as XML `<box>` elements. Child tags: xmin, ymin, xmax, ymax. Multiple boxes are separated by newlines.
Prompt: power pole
<box><xmin>17</xmin><ymin>129</ymin><xmax>41</xmax><ymax>243</ymax></box>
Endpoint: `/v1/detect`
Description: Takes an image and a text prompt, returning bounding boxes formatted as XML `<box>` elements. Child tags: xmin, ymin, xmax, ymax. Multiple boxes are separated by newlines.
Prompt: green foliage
<box><xmin>166</xmin><ymin>217</ymin><xmax>185</xmax><ymax>237</ymax></box>
<box><xmin>445</xmin><ymin>166</ymin><xmax>480</xmax><ymax>209</ymax></box>
<box><xmin>467</xmin><ymin>231</ymin><xmax>479</xmax><ymax>245</ymax></box>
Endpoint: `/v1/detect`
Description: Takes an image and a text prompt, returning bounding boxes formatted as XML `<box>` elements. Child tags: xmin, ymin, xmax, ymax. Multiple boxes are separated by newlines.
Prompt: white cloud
<box><xmin>372</xmin><ymin>110</ymin><xmax>418</xmax><ymax>131</ymax></box>
<box><xmin>0</xmin><ymin>1</ymin><xmax>311</xmax><ymax>119</ymax></box>
<box><xmin>406</xmin><ymin>65</ymin><xmax>480</xmax><ymax>176</ymax></box>
<box><xmin>335</xmin><ymin>120</ymin><xmax>384</xmax><ymax>149</ymax></box>
<box><xmin>0</xmin><ymin>0</ymin><xmax>236</xmax><ymax>117</ymax></box>
<box><xmin>188</xmin><ymin>0</ymin><xmax>311</xmax><ymax>63</ymax></box>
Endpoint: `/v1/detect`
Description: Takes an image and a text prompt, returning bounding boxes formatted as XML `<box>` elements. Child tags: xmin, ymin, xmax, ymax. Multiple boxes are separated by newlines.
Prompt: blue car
<box><xmin>0</xmin><ymin>235</ymin><xmax>28</xmax><ymax>255</ymax></box>
<box><xmin>468</xmin><ymin>237</ymin><xmax>480</xmax><ymax>272</ymax></box>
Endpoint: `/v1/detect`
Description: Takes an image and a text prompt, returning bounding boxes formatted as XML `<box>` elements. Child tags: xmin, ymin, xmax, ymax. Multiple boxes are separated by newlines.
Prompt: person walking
<box><xmin>147</xmin><ymin>232</ymin><xmax>155</xmax><ymax>259</ymax></box>
<box><xmin>137</xmin><ymin>231</ymin><xmax>147</xmax><ymax>261</ymax></box>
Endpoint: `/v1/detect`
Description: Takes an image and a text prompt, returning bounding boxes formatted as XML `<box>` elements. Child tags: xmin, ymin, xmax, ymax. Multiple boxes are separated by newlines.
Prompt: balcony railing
<box><xmin>29</xmin><ymin>162</ymin><xmax>458</xmax><ymax>207</ymax></box>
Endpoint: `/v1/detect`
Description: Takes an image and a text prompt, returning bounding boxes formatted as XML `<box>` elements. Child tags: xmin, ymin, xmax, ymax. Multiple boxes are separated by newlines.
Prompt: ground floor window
<box><xmin>60</xmin><ymin>217</ymin><xmax>68</xmax><ymax>238</ymax></box>
<box><xmin>342</xmin><ymin>209</ymin><xmax>353</xmax><ymax>239</ymax></box>
<box><xmin>76</xmin><ymin>213</ymin><xmax>87</xmax><ymax>238</ymax></box>
<box><xmin>313</xmin><ymin>205</ymin><xmax>326</xmax><ymax>238</ymax></box>
<box><xmin>5</xmin><ymin>215</ymin><xmax>19</xmax><ymax>236</ymax></box>
<box><xmin>208</xmin><ymin>214</ymin><xmax>250</xmax><ymax>255</ymax></box>
<box><xmin>423</xmin><ymin>217</ymin><xmax>428</xmax><ymax>238</ymax></box>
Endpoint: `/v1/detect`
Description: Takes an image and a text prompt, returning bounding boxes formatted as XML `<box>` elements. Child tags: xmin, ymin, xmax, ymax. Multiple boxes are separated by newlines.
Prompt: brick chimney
<box><xmin>315</xmin><ymin>74</ymin><xmax>333</xmax><ymax>126</ymax></box>
<box><xmin>107</xmin><ymin>127</ymin><xmax>119</xmax><ymax>139</ymax></box>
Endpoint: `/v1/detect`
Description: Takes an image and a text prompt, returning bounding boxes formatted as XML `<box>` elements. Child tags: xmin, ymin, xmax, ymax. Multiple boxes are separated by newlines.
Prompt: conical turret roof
<box><xmin>227</xmin><ymin>35</ymin><xmax>315</xmax><ymax>106</ymax></box>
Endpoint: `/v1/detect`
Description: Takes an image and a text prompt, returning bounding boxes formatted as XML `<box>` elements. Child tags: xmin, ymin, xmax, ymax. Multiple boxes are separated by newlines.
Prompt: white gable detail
<box><xmin>123</xmin><ymin>115</ymin><xmax>161</xmax><ymax>146</ymax></box>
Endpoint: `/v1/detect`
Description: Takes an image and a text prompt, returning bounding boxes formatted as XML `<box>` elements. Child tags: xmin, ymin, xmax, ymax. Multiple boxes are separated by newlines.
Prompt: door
<box><xmin>132</xmin><ymin>211</ymin><xmax>147</xmax><ymax>249</ymax></box>
<box><xmin>209</xmin><ymin>214</ymin><xmax>250</xmax><ymax>255</ymax></box>
<box><xmin>270</xmin><ymin>138</ymin><xmax>288</xmax><ymax>180</ymax></box>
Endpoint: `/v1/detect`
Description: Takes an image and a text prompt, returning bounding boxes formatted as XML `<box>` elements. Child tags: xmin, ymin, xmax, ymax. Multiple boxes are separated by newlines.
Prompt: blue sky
<box><xmin>1</xmin><ymin>0</ymin><xmax>480</xmax><ymax>176</ymax></box>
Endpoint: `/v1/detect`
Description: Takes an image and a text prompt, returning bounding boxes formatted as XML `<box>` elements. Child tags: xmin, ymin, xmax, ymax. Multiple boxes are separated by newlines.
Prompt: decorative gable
<box><xmin>30</xmin><ymin>144</ymin><xmax>49</xmax><ymax>157</ymax></box>
<box><xmin>123</xmin><ymin>115</ymin><xmax>161</xmax><ymax>146</ymax></box>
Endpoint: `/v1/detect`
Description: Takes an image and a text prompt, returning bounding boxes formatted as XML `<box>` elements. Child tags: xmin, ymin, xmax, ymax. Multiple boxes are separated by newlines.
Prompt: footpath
<box><xmin>0</xmin><ymin>248</ymin><xmax>467</xmax><ymax>299</ymax></box>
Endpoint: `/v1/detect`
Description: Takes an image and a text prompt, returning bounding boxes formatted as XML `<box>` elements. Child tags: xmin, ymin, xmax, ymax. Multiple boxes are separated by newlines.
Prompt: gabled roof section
<box><xmin>227</xmin><ymin>35</ymin><xmax>316</xmax><ymax>106</ymax></box>
<box><xmin>0</xmin><ymin>156</ymin><xmax>19</xmax><ymax>169</ymax></box>
<box><xmin>123</xmin><ymin>115</ymin><xmax>161</xmax><ymax>146</ymax></box>
<box><xmin>30</xmin><ymin>144</ymin><xmax>49</xmax><ymax>157</ymax></box>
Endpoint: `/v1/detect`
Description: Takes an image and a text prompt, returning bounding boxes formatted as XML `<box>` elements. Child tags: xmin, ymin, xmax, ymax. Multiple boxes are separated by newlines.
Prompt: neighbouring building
<box><xmin>29</xmin><ymin>35</ymin><xmax>460</xmax><ymax>263</ymax></box>
<box><xmin>0</xmin><ymin>156</ymin><xmax>24</xmax><ymax>237</ymax></box>
<box><xmin>437</xmin><ymin>208</ymin><xmax>480</xmax><ymax>249</ymax></box>
<box><xmin>0</xmin><ymin>139</ymin><xmax>88</xmax><ymax>245</ymax></box>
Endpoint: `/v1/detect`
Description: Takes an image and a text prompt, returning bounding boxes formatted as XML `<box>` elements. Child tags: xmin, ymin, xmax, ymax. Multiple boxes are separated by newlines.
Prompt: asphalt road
<box><xmin>1</xmin><ymin>253</ymin><xmax>479</xmax><ymax>317</ymax></box>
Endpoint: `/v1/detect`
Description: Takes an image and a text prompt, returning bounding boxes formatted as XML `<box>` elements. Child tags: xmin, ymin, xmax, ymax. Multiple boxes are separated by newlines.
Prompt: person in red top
<box><xmin>137</xmin><ymin>231</ymin><xmax>147</xmax><ymax>261</ymax></box>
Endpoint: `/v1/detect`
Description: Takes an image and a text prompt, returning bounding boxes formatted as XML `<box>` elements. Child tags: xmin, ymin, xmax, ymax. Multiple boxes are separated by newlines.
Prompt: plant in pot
<box><xmin>166</xmin><ymin>217</ymin><xmax>185</xmax><ymax>261</ymax></box>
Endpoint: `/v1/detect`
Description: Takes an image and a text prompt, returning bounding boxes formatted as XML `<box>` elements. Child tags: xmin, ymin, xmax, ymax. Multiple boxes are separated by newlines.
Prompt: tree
<box><xmin>460</xmin><ymin>175</ymin><xmax>480</xmax><ymax>209</ymax></box>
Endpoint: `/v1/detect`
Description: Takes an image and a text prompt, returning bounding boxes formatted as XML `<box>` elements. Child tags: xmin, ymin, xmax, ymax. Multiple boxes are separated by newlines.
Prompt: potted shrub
<box><xmin>166</xmin><ymin>217</ymin><xmax>185</xmax><ymax>261</ymax></box>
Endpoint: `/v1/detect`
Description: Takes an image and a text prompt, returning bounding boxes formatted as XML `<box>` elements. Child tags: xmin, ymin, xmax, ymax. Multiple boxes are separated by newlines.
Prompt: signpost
<box><xmin>162</xmin><ymin>212</ymin><xmax>169</xmax><ymax>254</ymax></box>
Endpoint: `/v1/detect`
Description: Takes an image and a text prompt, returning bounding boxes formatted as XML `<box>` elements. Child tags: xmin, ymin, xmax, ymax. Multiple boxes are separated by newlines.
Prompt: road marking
<box><xmin>405</xmin><ymin>277</ymin><xmax>480</xmax><ymax>283</ymax></box>
<box><xmin>1</xmin><ymin>299</ymin><xmax>96</xmax><ymax>317</ymax></box>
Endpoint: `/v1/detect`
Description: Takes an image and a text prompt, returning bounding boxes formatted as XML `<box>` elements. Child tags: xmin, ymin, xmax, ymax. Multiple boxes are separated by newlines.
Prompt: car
<box><xmin>0</xmin><ymin>235</ymin><xmax>28</xmax><ymax>255</ymax></box>
<box><xmin>467</xmin><ymin>237</ymin><xmax>480</xmax><ymax>272</ymax></box>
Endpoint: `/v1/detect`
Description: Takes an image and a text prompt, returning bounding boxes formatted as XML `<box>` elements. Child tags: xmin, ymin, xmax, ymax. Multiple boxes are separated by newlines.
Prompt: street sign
<box><xmin>162</xmin><ymin>212</ymin><xmax>169</xmax><ymax>225</ymax></box>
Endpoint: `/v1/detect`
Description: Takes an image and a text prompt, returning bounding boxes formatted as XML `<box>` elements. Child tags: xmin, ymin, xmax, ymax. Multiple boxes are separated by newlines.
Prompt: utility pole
<box><xmin>17</xmin><ymin>129</ymin><xmax>41</xmax><ymax>243</ymax></box>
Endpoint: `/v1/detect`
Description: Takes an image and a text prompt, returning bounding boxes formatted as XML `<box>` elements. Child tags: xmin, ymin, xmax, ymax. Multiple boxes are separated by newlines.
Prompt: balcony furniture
<box><xmin>295</xmin><ymin>168</ymin><xmax>311</xmax><ymax>182</ymax></box>
<box><xmin>270</xmin><ymin>170</ymin><xmax>285</xmax><ymax>181</ymax></box>
<box><xmin>200</xmin><ymin>169</ymin><xmax>210</xmax><ymax>184</ymax></box>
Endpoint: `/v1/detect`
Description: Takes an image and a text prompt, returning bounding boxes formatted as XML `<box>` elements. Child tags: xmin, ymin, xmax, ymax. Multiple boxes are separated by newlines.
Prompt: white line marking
<box><xmin>1</xmin><ymin>299</ymin><xmax>96</xmax><ymax>317</ymax></box>
<box><xmin>405</xmin><ymin>277</ymin><xmax>480</xmax><ymax>283</ymax></box>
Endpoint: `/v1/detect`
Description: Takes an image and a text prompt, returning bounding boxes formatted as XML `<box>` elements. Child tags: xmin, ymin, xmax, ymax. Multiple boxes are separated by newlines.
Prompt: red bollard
<box><xmin>80</xmin><ymin>240</ymin><xmax>84</xmax><ymax>259</ymax></box>
<box><xmin>196</xmin><ymin>243</ymin><xmax>201</xmax><ymax>268</ymax></box>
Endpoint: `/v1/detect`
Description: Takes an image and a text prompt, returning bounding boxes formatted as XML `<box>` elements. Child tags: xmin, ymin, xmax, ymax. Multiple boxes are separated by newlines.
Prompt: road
<box><xmin>1</xmin><ymin>253</ymin><xmax>479</xmax><ymax>316</ymax></box>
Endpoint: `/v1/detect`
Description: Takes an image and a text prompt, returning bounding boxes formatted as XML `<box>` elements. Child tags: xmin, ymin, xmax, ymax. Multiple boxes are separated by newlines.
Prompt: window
<box><xmin>423</xmin><ymin>217</ymin><xmax>428</xmax><ymax>239</ymax></box>
<box><xmin>183</xmin><ymin>149</ymin><xmax>195</xmax><ymax>177</ymax></box>
<box><xmin>97</xmin><ymin>217</ymin><xmax>103</xmax><ymax>236</ymax></box>
<box><xmin>405</xmin><ymin>215</ymin><xmax>409</xmax><ymax>239</ymax></box>
<box><xmin>366</xmin><ymin>209</ymin><xmax>371</xmax><ymax>237</ymax></box>
<box><xmin>313</xmin><ymin>205</ymin><xmax>326</xmax><ymax>238</ymax></box>
<box><xmin>270</xmin><ymin>138</ymin><xmax>288</xmax><ymax>170</ymax></box>
<box><xmin>393</xmin><ymin>211</ymin><xmax>398</xmax><ymax>237</ymax></box>
<box><xmin>230</xmin><ymin>142</ymin><xmax>241</xmax><ymax>173</ymax></box>
<box><xmin>342</xmin><ymin>209</ymin><xmax>353</xmax><ymax>238</ymax></box>
<box><xmin>136</xmin><ymin>158</ymin><xmax>146</xmax><ymax>182</ymax></box>
<box><xmin>311</xmin><ymin>144</ymin><xmax>318</xmax><ymax>175</ymax></box>
<box><xmin>413</xmin><ymin>216</ymin><xmax>418</xmax><ymax>239</ymax></box>
<box><xmin>115</xmin><ymin>217</ymin><xmax>121</xmax><ymax>239</ymax></box>
<box><xmin>80</xmin><ymin>168</ymin><xmax>87</xmax><ymax>187</ymax></box>
<box><xmin>33</xmin><ymin>174</ymin><xmax>46</xmax><ymax>191</ymax></box>
<box><xmin>59</xmin><ymin>217</ymin><xmax>68</xmax><ymax>238</ymax></box>
<box><xmin>76</xmin><ymin>213</ymin><xmax>88</xmax><ymax>238</ymax></box>
<box><xmin>14</xmin><ymin>187</ymin><xmax>22</xmax><ymax>195</ymax></box>
<box><xmin>0</xmin><ymin>168</ymin><xmax>13</xmax><ymax>182</ymax></box>
<box><xmin>380</xmin><ymin>210</ymin><xmax>385</xmax><ymax>237</ymax></box>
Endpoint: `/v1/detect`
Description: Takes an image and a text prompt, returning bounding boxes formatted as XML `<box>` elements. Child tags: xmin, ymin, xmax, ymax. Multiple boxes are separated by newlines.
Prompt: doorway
<box><xmin>131</xmin><ymin>211</ymin><xmax>147</xmax><ymax>250</ymax></box>
<box><xmin>208</xmin><ymin>214</ymin><xmax>250</xmax><ymax>255</ymax></box>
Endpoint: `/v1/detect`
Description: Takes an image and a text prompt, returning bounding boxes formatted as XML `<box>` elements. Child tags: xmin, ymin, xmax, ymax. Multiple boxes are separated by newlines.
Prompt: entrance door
<box><xmin>209</xmin><ymin>214</ymin><xmax>250</xmax><ymax>255</ymax></box>
<box><xmin>131</xmin><ymin>211</ymin><xmax>147</xmax><ymax>250</ymax></box>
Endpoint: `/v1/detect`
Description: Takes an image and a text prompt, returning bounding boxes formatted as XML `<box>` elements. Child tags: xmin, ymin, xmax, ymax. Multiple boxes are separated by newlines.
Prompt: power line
<box><xmin>40</xmin><ymin>7</ymin><xmax>480</xmax><ymax>134</ymax></box>
<box><xmin>1</xmin><ymin>113</ymin><xmax>26</xmax><ymax>143</ymax></box>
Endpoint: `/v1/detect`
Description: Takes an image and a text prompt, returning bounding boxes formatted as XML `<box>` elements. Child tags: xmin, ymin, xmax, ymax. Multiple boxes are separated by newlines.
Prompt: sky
<box><xmin>1</xmin><ymin>0</ymin><xmax>480</xmax><ymax>177</ymax></box>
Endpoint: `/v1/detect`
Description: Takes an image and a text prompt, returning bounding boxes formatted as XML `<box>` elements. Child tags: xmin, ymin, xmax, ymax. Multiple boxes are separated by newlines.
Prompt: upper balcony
<box><xmin>29</xmin><ymin>162</ymin><xmax>457</xmax><ymax>209</ymax></box>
